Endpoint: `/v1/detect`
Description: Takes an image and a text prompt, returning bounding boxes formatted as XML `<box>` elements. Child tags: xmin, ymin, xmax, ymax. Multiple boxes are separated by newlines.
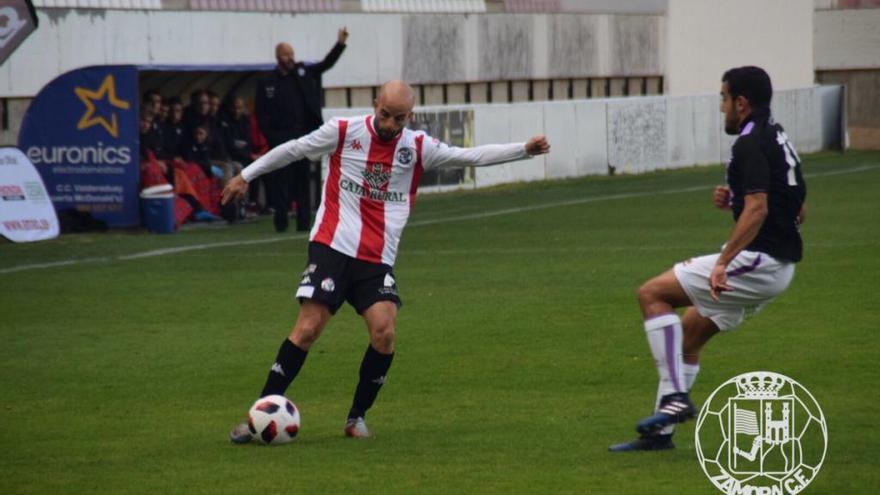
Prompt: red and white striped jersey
<box><xmin>242</xmin><ymin>114</ymin><xmax>531</xmax><ymax>266</ymax></box>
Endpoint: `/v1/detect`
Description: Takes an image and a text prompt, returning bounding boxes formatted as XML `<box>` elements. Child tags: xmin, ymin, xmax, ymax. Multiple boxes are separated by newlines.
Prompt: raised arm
<box><xmin>423</xmin><ymin>135</ymin><xmax>550</xmax><ymax>170</ymax></box>
<box><xmin>222</xmin><ymin>119</ymin><xmax>340</xmax><ymax>205</ymax></box>
<box><xmin>309</xmin><ymin>28</ymin><xmax>348</xmax><ymax>74</ymax></box>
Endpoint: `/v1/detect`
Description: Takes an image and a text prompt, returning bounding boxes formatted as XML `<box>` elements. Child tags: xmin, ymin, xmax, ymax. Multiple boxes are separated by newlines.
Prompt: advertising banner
<box><xmin>0</xmin><ymin>147</ymin><xmax>59</xmax><ymax>242</ymax></box>
<box><xmin>18</xmin><ymin>65</ymin><xmax>139</xmax><ymax>227</ymax></box>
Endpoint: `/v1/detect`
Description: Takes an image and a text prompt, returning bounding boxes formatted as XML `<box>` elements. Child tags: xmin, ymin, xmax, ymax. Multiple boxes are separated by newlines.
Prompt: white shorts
<box><xmin>673</xmin><ymin>250</ymin><xmax>795</xmax><ymax>331</ymax></box>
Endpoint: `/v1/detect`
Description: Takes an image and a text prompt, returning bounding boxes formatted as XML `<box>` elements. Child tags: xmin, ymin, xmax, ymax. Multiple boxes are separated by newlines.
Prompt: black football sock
<box><xmin>347</xmin><ymin>345</ymin><xmax>394</xmax><ymax>420</ymax></box>
<box><xmin>260</xmin><ymin>339</ymin><xmax>308</xmax><ymax>397</ymax></box>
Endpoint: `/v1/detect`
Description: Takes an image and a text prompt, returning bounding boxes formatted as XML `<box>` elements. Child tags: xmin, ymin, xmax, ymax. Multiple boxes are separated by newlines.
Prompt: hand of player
<box><xmin>713</xmin><ymin>185</ymin><xmax>731</xmax><ymax>210</ymax></box>
<box><xmin>525</xmin><ymin>135</ymin><xmax>550</xmax><ymax>156</ymax></box>
<box><xmin>709</xmin><ymin>263</ymin><xmax>733</xmax><ymax>301</ymax></box>
<box><xmin>338</xmin><ymin>27</ymin><xmax>349</xmax><ymax>44</ymax></box>
<box><xmin>221</xmin><ymin>174</ymin><xmax>248</xmax><ymax>205</ymax></box>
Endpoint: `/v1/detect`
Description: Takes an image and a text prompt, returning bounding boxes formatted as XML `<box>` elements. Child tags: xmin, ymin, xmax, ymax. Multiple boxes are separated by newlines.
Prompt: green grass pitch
<box><xmin>1</xmin><ymin>151</ymin><xmax>878</xmax><ymax>494</ymax></box>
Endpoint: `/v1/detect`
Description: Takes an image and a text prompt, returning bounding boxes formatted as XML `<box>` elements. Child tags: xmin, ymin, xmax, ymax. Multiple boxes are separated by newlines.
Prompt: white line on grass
<box><xmin>1</xmin><ymin>163</ymin><xmax>877</xmax><ymax>275</ymax></box>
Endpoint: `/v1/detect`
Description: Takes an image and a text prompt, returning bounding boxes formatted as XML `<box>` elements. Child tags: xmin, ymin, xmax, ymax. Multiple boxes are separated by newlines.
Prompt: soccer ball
<box><xmin>248</xmin><ymin>395</ymin><xmax>301</xmax><ymax>445</ymax></box>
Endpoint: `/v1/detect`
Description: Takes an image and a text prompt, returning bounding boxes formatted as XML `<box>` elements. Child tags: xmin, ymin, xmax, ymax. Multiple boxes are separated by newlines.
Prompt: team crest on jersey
<box><xmin>362</xmin><ymin>163</ymin><xmax>391</xmax><ymax>190</ymax></box>
<box><xmin>396</xmin><ymin>147</ymin><xmax>414</xmax><ymax>165</ymax></box>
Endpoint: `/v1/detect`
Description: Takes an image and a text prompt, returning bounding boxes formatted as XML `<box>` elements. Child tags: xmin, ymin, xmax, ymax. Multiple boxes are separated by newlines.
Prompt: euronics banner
<box><xmin>0</xmin><ymin>147</ymin><xmax>59</xmax><ymax>242</ymax></box>
<box><xmin>18</xmin><ymin>65</ymin><xmax>139</xmax><ymax>227</ymax></box>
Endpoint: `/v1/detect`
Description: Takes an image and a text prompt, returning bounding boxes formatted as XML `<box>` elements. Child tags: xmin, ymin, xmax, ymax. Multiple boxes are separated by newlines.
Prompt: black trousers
<box><xmin>266</xmin><ymin>158</ymin><xmax>312</xmax><ymax>232</ymax></box>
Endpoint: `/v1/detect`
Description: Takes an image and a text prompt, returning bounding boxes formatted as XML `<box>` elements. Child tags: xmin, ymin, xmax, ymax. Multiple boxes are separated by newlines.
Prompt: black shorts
<box><xmin>295</xmin><ymin>242</ymin><xmax>402</xmax><ymax>315</ymax></box>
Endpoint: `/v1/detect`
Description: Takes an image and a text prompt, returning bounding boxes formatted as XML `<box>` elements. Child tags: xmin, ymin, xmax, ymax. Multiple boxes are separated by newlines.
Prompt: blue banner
<box><xmin>18</xmin><ymin>65</ymin><xmax>139</xmax><ymax>227</ymax></box>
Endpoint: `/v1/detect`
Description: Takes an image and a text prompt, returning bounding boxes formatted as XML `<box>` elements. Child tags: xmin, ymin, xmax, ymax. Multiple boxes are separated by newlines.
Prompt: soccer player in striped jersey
<box><xmin>609</xmin><ymin>66</ymin><xmax>807</xmax><ymax>451</ymax></box>
<box><xmin>223</xmin><ymin>80</ymin><xmax>550</xmax><ymax>441</ymax></box>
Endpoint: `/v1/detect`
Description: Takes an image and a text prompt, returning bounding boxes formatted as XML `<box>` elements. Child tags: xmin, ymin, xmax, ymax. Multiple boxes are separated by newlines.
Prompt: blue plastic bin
<box><xmin>140</xmin><ymin>193</ymin><xmax>176</xmax><ymax>234</ymax></box>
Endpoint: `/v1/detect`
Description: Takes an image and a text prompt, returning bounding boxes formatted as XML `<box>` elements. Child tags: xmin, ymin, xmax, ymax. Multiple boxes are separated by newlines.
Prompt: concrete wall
<box><xmin>814</xmin><ymin>9</ymin><xmax>880</xmax><ymax>149</ymax></box>
<box><xmin>665</xmin><ymin>0</ymin><xmax>815</xmax><ymax>95</ymax></box>
<box><xmin>0</xmin><ymin>9</ymin><xmax>664</xmax><ymax>98</ymax></box>
<box><xmin>324</xmin><ymin>86</ymin><xmax>840</xmax><ymax>191</ymax></box>
<box><xmin>814</xmin><ymin>9</ymin><xmax>880</xmax><ymax>70</ymax></box>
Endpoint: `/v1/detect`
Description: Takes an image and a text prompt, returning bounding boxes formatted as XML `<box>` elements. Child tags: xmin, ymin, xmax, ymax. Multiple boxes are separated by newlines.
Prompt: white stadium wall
<box><xmin>0</xmin><ymin>9</ymin><xmax>665</xmax><ymax>98</ymax></box>
<box><xmin>324</xmin><ymin>86</ymin><xmax>843</xmax><ymax>192</ymax></box>
<box><xmin>665</xmin><ymin>0</ymin><xmax>815</xmax><ymax>95</ymax></box>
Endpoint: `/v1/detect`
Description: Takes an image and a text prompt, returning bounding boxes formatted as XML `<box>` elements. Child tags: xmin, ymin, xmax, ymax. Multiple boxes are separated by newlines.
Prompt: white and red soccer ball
<box><xmin>248</xmin><ymin>395</ymin><xmax>301</xmax><ymax>445</ymax></box>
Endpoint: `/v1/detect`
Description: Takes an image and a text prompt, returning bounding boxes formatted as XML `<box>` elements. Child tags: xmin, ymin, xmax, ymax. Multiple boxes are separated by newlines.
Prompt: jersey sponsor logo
<box><xmin>396</xmin><ymin>147</ymin><xmax>414</xmax><ymax>165</ymax></box>
<box><xmin>363</xmin><ymin>163</ymin><xmax>392</xmax><ymax>190</ymax></box>
<box><xmin>340</xmin><ymin>178</ymin><xmax>407</xmax><ymax>203</ymax></box>
<box><xmin>695</xmin><ymin>371</ymin><xmax>827</xmax><ymax>495</ymax></box>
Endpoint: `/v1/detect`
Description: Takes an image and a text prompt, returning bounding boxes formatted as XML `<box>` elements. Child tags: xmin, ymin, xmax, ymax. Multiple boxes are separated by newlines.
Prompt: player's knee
<box><xmin>370</xmin><ymin>324</ymin><xmax>395</xmax><ymax>353</ymax></box>
<box><xmin>292</xmin><ymin>318</ymin><xmax>324</xmax><ymax>347</ymax></box>
<box><xmin>637</xmin><ymin>281</ymin><xmax>658</xmax><ymax>307</ymax></box>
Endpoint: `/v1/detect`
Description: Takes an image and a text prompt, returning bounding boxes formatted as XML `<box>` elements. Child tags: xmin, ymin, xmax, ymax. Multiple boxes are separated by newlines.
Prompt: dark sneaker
<box><xmin>636</xmin><ymin>392</ymin><xmax>697</xmax><ymax>434</ymax></box>
<box><xmin>609</xmin><ymin>433</ymin><xmax>675</xmax><ymax>452</ymax></box>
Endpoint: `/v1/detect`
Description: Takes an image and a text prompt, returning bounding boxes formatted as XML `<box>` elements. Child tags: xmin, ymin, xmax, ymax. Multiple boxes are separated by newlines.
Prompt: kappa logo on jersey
<box><xmin>362</xmin><ymin>163</ymin><xmax>391</xmax><ymax>190</ymax></box>
<box><xmin>396</xmin><ymin>147</ymin><xmax>414</xmax><ymax>165</ymax></box>
<box><xmin>265</xmin><ymin>85</ymin><xmax>275</xmax><ymax>98</ymax></box>
<box><xmin>350</xmin><ymin>139</ymin><xmax>363</xmax><ymax>151</ymax></box>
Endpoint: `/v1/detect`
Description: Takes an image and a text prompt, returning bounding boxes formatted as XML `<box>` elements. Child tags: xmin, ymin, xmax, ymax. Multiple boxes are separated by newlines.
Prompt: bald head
<box><xmin>373</xmin><ymin>80</ymin><xmax>416</xmax><ymax>142</ymax></box>
<box><xmin>376</xmin><ymin>80</ymin><xmax>416</xmax><ymax>111</ymax></box>
<box><xmin>275</xmin><ymin>42</ymin><xmax>295</xmax><ymax>73</ymax></box>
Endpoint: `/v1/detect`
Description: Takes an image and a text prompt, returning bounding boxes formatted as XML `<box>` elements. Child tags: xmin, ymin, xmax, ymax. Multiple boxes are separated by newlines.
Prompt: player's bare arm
<box><xmin>710</xmin><ymin>191</ymin><xmax>768</xmax><ymax>300</ymax></box>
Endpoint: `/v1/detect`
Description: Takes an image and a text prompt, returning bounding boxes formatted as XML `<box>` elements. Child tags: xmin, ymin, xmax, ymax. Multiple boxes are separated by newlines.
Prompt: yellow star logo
<box><xmin>74</xmin><ymin>74</ymin><xmax>131</xmax><ymax>138</ymax></box>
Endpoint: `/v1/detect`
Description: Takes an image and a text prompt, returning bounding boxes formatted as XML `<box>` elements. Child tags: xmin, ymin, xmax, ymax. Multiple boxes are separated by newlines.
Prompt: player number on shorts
<box><xmin>776</xmin><ymin>131</ymin><xmax>800</xmax><ymax>186</ymax></box>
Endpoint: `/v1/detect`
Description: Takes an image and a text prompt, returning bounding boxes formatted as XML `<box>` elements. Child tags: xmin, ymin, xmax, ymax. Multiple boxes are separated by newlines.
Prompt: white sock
<box><xmin>644</xmin><ymin>313</ymin><xmax>685</xmax><ymax>397</ymax></box>
<box><xmin>657</xmin><ymin>362</ymin><xmax>701</xmax><ymax>435</ymax></box>
<box><xmin>684</xmin><ymin>363</ymin><xmax>700</xmax><ymax>390</ymax></box>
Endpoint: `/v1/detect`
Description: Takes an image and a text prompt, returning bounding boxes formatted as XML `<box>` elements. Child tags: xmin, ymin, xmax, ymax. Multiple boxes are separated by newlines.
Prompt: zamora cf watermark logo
<box><xmin>695</xmin><ymin>372</ymin><xmax>827</xmax><ymax>495</ymax></box>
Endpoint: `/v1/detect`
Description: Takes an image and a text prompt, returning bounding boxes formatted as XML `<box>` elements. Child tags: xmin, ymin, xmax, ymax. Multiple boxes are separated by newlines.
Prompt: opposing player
<box><xmin>609</xmin><ymin>66</ymin><xmax>807</xmax><ymax>451</ymax></box>
<box><xmin>223</xmin><ymin>80</ymin><xmax>550</xmax><ymax>441</ymax></box>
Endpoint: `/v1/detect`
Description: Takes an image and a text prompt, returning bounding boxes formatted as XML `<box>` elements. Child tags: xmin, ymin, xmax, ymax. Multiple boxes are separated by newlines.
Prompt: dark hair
<box><xmin>722</xmin><ymin>66</ymin><xmax>773</xmax><ymax>109</ymax></box>
<box><xmin>206</xmin><ymin>90</ymin><xmax>219</xmax><ymax>99</ymax></box>
<box><xmin>142</xmin><ymin>89</ymin><xmax>161</xmax><ymax>103</ymax></box>
<box><xmin>164</xmin><ymin>95</ymin><xmax>182</xmax><ymax>106</ymax></box>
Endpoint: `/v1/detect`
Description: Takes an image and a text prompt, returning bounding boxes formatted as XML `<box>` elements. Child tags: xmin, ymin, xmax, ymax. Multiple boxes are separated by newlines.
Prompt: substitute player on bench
<box><xmin>223</xmin><ymin>80</ymin><xmax>550</xmax><ymax>441</ymax></box>
<box><xmin>610</xmin><ymin>66</ymin><xmax>807</xmax><ymax>451</ymax></box>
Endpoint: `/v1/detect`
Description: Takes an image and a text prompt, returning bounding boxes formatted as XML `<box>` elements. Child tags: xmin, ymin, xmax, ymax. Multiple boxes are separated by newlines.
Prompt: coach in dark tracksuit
<box><xmin>256</xmin><ymin>28</ymin><xmax>348</xmax><ymax>232</ymax></box>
